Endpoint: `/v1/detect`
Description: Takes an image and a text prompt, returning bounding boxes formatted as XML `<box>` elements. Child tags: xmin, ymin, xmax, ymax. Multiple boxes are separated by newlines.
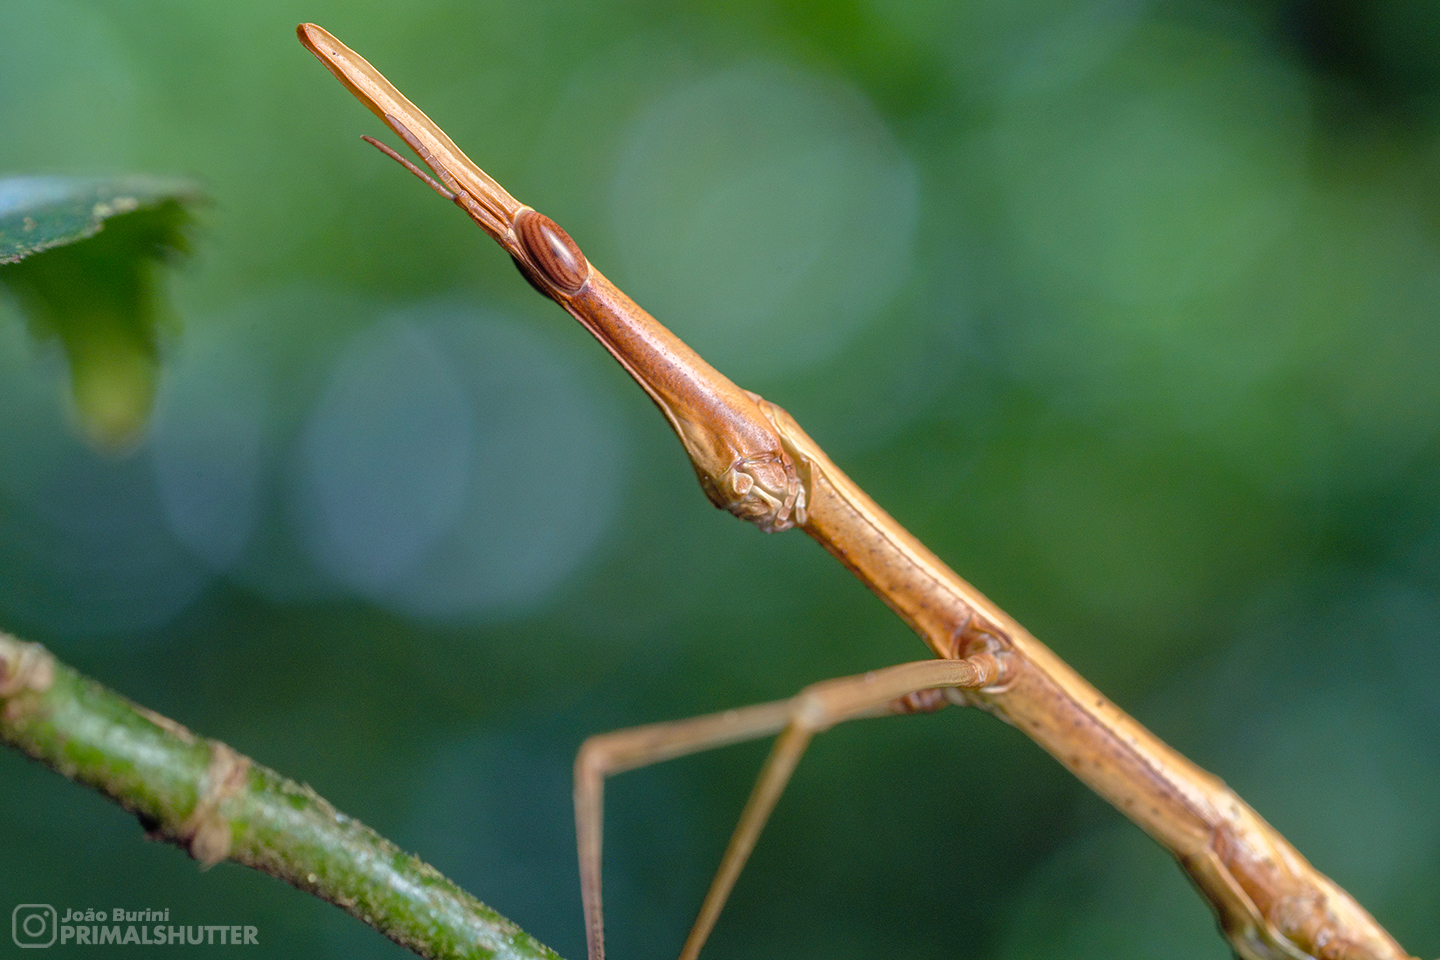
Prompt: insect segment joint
<box><xmin>947</xmin><ymin>626</ymin><xmax>1015</xmax><ymax>697</ymax></box>
<box><xmin>715</xmin><ymin>451</ymin><xmax>807</xmax><ymax>534</ymax></box>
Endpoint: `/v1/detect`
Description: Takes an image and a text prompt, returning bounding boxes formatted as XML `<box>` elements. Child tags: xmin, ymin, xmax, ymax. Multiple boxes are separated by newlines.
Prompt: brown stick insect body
<box><xmin>299</xmin><ymin>23</ymin><xmax>1418</xmax><ymax>960</ymax></box>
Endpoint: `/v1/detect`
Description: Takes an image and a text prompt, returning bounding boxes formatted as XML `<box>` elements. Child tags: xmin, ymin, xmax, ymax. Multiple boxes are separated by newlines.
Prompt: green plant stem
<box><xmin>0</xmin><ymin>631</ymin><xmax>564</xmax><ymax>960</ymax></box>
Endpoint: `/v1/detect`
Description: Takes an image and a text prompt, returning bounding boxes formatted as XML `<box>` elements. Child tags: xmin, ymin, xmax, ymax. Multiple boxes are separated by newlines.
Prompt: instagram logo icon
<box><xmin>12</xmin><ymin>904</ymin><xmax>56</xmax><ymax>948</ymax></box>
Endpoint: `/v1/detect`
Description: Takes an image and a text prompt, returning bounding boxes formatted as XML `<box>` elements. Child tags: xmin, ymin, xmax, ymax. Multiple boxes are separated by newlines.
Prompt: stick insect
<box><xmin>298</xmin><ymin>23</ymin><xmax>1419</xmax><ymax>960</ymax></box>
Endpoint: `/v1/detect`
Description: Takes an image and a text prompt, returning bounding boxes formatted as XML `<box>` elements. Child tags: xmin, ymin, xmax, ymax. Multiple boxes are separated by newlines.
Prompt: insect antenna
<box><xmin>361</xmin><ymin>134</ymin><xmax>456</xmax><ymax>201</ymax></box>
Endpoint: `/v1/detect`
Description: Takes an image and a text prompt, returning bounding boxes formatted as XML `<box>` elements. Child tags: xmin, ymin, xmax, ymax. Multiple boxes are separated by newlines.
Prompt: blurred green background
<box><xmin>3</xmin><ymin>0</ymin><xmax>1439</xmax><ymax>958</ymax></box>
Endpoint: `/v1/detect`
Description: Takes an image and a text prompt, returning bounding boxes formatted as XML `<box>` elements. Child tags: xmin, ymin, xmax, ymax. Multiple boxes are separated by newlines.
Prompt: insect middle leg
<box><xmin>574</xmin><ymin>653</ymin><xmax>1007</xmax><ymax>960</ymax></box>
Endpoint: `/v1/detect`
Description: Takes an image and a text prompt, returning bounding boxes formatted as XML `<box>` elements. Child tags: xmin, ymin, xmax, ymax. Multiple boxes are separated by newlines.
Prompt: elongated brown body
<box><xmin>298</xmin><ymin>23</ymin><xmax>1418</xmax><ymax>960</ymax></box>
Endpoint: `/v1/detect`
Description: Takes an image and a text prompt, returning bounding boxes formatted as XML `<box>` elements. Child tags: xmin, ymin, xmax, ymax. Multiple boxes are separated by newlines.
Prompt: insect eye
<box><xmin>515</xmin><ymin>209</ymin><xmax>589</xmax><ymax>294</ymax></box>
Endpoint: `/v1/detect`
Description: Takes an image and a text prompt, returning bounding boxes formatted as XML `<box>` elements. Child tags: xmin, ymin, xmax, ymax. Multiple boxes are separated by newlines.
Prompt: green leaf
<box><xmin>0</xmin><ymin>176</ymin><xmax>203</xmax><ymax>450</ymax></box>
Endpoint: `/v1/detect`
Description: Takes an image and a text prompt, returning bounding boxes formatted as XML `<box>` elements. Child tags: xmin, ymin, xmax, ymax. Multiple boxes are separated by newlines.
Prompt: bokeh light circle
<box><xmin>294</xmin><ymin>302</ymin><xmax>625</xmax><ymax>622</ymax></box>
<box><xmin>610</xmin><ymin>61</ymin><xmax>919</xmax><ymax>382</ymax></box>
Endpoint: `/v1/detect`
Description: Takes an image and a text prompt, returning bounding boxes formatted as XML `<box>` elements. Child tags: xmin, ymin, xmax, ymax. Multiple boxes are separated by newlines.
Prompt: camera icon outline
<box><xmin>12</xmin><ymin>904</ymin><xmax>57</xmax><ymax>948</ymax></box>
